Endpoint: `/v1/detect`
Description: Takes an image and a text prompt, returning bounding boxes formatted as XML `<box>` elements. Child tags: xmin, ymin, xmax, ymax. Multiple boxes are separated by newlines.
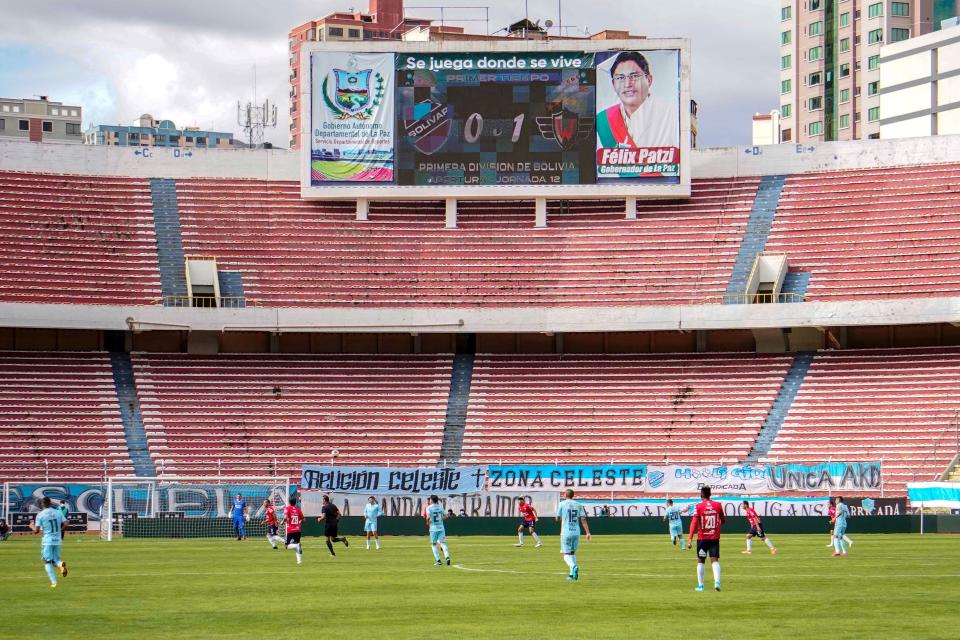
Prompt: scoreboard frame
<box><xmin>299</xmin><ymin>38</ymin><xmax>691</xmax><ymax>201</ymax></box>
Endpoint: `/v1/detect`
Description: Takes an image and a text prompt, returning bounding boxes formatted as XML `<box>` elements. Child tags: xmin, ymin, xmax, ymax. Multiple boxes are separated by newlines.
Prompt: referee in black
<box><xmin>319</xmin><ymin>494</ymin><xmax>349</xmax><ymax>557</ymax></box>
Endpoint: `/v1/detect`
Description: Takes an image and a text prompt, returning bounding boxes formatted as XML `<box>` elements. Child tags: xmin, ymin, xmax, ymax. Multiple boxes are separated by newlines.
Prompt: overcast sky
<box><xmin>0</xmin><ymin>0</ymin><xmax>778</xmax><ymax>148</ymax></box>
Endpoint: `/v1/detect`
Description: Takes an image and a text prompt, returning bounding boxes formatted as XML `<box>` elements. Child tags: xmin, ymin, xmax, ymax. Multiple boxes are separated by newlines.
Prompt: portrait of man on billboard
<box><xmin>596</xmin><ymin>51</ymin><xmax>678</xmax><ymax>150</ymax></box>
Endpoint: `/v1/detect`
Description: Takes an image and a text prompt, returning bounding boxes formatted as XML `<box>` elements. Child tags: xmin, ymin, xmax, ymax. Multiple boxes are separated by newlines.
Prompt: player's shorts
<box><xmin>41</xmin><ymin>543</ymin><xmax>62</xmax><ymax>564</ymax></box>
<box><xmin>429</xmin><ymin>530</ymin><xmax>446</xmax><ymax>544</ymax></box>
<box><xmin>696</xmin><ymin>539</ymin><xmax>720</xmax><ymax>560</ymax></box>
<box><xmin>669</xmin><ymin>524</ymin><xmax>683</xmax><ymax>537</ymax></box>
<box><xmin>749</xmin><ymin>524</ymin><xmax>766</xmax><ymax>538</ymax></box>
<box><xmin>324</xmin><ymin>524</ymin><xmax>339</xmax><ymax>538</ymax></box>
<box><xmin>364</xmin><ymin>520</ymin><xmax>377</xmax><ymax>533</ymax></box>
<box><xmin>267</xmin><ymin>524</ymin><xmax>278</xmax><ymax>536</ymax></box>
<box><xmin>834</xmin><ymin>524</ymin><xmax>847</xmax><ymax>539</ymax></box>
<box><xmin>285</xmin><ymin>531</ymin><xmax>301</xmax><ymax>546</ymax></box>
<box><xmin>560</xmin><ymin>533</ymin><xmax>580</xmax><ymax>554</ymax></box>
<box><xmin>520</xmin><ymin>519</ymin><xmax>536</xmax><ymax>530</ymax></box>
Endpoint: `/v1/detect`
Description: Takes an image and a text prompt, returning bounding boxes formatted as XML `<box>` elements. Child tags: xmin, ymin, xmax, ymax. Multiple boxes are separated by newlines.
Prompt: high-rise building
<box><xmin>287</xmin><ymin>0</ymin><xmax>649</xmax><ymax>149</ymax></box>
<box><xmin>0</xmin><ymin>96</ymin><xmax>82</xmax><ymax>144</ymax></box>
<box><xmin>288</xmin><ymin>0</ymin><xmax>447</xmax><ymax>149</ymax></box>
<box><xmin>778</xmin><ymin>0</ymin><xmax>959</xmax><ymax>143</ymax></box>
<box><xmin>880</xmin><ymin>19</ymin><xmax>960</xmax><ymax>137</ymax></box>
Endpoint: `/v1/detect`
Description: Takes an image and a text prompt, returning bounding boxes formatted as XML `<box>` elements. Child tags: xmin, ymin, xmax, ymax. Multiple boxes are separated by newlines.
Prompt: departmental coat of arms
<box><xmin>323</xmin><ymin>61</ymin><xmax>385</xmax><ymax>120</ymax></box>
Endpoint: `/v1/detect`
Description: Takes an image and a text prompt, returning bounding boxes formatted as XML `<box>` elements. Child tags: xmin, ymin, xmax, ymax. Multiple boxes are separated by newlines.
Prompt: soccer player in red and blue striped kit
<box><xmin>688</xmin><ymin>486</ymin><xmax>725</xmax><ymax>592</ymax></box>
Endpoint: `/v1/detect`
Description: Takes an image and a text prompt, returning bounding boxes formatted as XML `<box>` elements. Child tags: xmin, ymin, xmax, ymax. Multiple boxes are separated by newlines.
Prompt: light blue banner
<box><xmin>487</xmin><ymin>465</ymin><xmax>647</xmax><ymax>492</ymax></box>
<box><xmin>907</xmin><ymin>482</ymin><xmax>960</xmax><ymax>508</ymax></box>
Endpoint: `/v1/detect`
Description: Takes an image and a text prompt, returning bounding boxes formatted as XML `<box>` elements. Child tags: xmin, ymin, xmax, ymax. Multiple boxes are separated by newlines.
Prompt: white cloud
<box><xmin>1</xmin><ymin>0</ymin><xmax>778</xmax><ymax>147</ymax></box>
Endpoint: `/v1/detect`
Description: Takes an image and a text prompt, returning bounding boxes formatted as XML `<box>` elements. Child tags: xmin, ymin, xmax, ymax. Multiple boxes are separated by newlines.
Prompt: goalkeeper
<box><xmin>232</xmin><ymin>493</ymin><xmax>248</xmax><ymax>541</ymax></box>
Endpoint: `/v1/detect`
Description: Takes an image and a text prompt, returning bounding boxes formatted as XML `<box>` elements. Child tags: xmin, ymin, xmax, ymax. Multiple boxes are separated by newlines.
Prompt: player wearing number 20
<box><xmin>29</xmin><ymin>496</ymin><xmax>68</xmax><ymax>588</ymax></box>
<box><xmin>688</xmin><ymin>486</ymin><xmax>725</xmax><ymax>592</ymax></box>
<box><xmin>555</xmin><ymin>489</ymin><xmax>591</xmax><ymax>581</ymax></box>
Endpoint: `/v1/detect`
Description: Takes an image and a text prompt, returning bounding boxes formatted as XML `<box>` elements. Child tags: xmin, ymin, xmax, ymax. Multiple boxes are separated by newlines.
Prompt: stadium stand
<box><xmin>765</xmin><ymin>163</ymin><xmax>960</xmax><ymax>300</ymax></box>
<box><xmin>0</xmin><ymin>171</ymin><xmax>162</xmax><ymax>305</ymax></box>
<box><xmin>0</xmin><ymin>351</ymin><xmax>135</xmax><ymax>480</ymax></box>
<box><xmin>767</xmin><ymin>346</ymin><xmax>960</xmax><ymax>493</ymax></box>
<box><xmin>459</xmin><ymin>352</ymin><xmax>794</xmax><ymax>464</ymax></box>
<box><xmin>174</xmin><ymin>176</ymin><xmax>758</xmax><ymax>306</ymax></box>
<box><xmin>129</xmin><ymin>352</ymin><xmax>453</xmax><ymax>476</ymax></box>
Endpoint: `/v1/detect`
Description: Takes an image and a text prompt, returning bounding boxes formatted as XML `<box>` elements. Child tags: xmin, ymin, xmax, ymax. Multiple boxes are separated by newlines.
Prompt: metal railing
<box><xmin>158</xmin><ymin>296</ymin><xmax>256</xmax><ymax>308</ymax></box>
<box><xmin>720</xmin><ymin>292</ymin><xmax>807</xmax><ymax>305</ymax></box>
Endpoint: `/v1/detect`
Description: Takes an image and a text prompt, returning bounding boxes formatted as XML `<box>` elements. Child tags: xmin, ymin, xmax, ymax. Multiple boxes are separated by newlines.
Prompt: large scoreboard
<box><xmin>300</xmin><ymin>40</ymin><xmax>690</xmax><ymax>199</ymax></box>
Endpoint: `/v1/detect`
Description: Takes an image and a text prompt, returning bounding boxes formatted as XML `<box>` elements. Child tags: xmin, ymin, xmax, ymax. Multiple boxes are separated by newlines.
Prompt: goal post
<box><xmin>101</xmin><ymin>476</ymin><xmax>292</xmax><ymax>541</ymax></box>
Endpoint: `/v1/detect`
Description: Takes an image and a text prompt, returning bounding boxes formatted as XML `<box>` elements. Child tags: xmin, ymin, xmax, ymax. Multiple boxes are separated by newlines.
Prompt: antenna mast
<box><xmin>237</xmin><ymin>66</ymin><xmax>277</xmax><ymax>148</ymax></box>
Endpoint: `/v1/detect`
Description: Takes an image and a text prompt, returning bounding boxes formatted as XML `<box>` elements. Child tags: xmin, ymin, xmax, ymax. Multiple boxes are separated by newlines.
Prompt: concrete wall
<box><xmin>3</xmin><ymin>296</ymin><xmax>960</xmax><ymax>335</ymax></box>
<box><xmin>3</xmin><ymin>133</ymin><xmax>960</xmax><ymax>182</ymax></box>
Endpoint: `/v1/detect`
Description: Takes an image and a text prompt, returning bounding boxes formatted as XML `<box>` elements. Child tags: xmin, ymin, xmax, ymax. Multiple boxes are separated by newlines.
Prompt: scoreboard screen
<box><xmin>304</xmin><ymin>43</ymin><xmax>687</xmax><ymax>198</ymax></box>
<box><xmin>396</xmin><ymin>65</ymin><xmax>596</xmax><ymax>186</ymax></box>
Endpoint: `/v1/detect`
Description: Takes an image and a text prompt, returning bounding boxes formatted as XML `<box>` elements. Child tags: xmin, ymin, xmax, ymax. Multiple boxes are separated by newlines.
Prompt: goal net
<box><xmin>100</xmin><ymin>476</ymin><xmax>292</xmax><ymax>540</ymax></box>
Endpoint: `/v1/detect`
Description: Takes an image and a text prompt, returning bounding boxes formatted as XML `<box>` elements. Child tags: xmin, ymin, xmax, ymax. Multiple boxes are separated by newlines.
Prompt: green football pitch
<box><xmin>2</xmin><ymin>533</ymin><xmax>958</xmax><ymax>639</ymax></box>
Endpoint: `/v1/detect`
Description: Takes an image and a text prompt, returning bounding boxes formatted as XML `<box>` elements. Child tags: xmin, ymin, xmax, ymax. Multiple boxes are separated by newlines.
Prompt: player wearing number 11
<box><xmin>29</xmin><ymin>496</ymin><xmax>68</xmax><ymax>588</ymax></box>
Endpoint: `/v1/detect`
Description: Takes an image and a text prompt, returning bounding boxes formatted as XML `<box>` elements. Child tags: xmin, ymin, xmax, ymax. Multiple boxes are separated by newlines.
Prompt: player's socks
<box><xmin>711</xmin><ymin>561</ymin><xmax>721</xmax><ymax>588</ymax></box>
<box><xmin>745</xmin><ymin>539</ymin><xmax>752</xmax><ymax>552</ymax></box>
<box><xmin>326</xmin><ymin>540</ymin><xmax>335</xmax><ymax>556</ymax></box>
<box><xmin>532</xmin><ymin>532</ymin><xmax>541</xmax><ymax>543</ymax></box>
<box><xmin>296</xmin><ymin>544</ymin><xmax>303</xmax><ymax>564</ymax></box>
<box><xmin>764</xmin><ymin>538</ymin><xmax>775</xmax><ymax>550</ymax></box>
<box><xmin>375</xmin><ymin>539</ymin><xmax>381</xmax><ymax>549</ymax></box>
<box><xmin>680</xmin><ymin>538</ymin><xmax>686</xmax><ymax>550</ymax></box>
<box><xmin>563</xmin><ymin>554</ymin><xmax>576</xmax><ymax>574</ymax></box>
<box><xmin>44</xmin><ymin>563</ymin><xmax>57</xmax><ymax>586</ymax></box>
<box><xmin>432</xmin><ymin>544</ymin><xmax>441</xmax><ymax>562</ymax></box>
<box><xmin>366</xmin><ymin>538</ymin><xmax>371</xmax><ymax>549</ymax></box>
<box><xmin>518</xmin><ymin>531</ymin><xmax>524</xmax><ymax>545</ymax></box>
<box><xmin>833</xmin><ymin>538</ymin><xmax>842</xmax><ymax>554</ymax></box>
<box><xmin>696</xmin><ymin>563</ymin><xmax>705</xmax><ymax>587</ymax></box>
<box><xmin>838</xmin><ymin>539</ymin><xmax>847</xmax><ymax>554</ymax></box>
<box><xmin>843</xmin><ymin>535</ymin><xmax>853</xmax><ymax>546</ymax></box>
<box><xmin>439</xmin><ymin>542</ymin><xmax>450</xmax><ymax>559</ymax></box>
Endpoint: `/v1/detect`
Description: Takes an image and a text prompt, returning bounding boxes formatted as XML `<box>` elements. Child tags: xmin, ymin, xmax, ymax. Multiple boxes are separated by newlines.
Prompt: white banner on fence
<box><xmin>486</xmin><ymin>465</ymin><xmax>647</xmax><ymax>492</ymax></box>
<box><xmin>577</xmin><ymin>496</ymin><xmax>830</xmax><ymax>518</ymax></box>
<box><xmin>308</xmin><ymin>492</ymin><xmax>558</xmax><ymax>518</ymax></box>
<box><xmin>299</xmin><ymin>465</ymin><xmax>487</xmax><ymax>495</ymax></box>
<box><xmin>646</xmin><ymin>462</ymin><xmax>882</xmax><ymax>495</ymax></box>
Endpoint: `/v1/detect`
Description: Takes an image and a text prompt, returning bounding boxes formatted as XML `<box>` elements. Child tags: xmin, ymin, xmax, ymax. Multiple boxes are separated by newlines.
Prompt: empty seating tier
<box><xmin>0</xmin><ymin>351</ymin><xmax>133</xmax><ymax>481</ymax></box>
<box><xmin>459</xmin><ymin>353</ymin><xmax>793</xmax><ymax>465</ymax></box>
<box><xmin>0</xmin><ymin>171</ymin><xmax>161</xmax><ymax>305</ymax></box>
<box><xmin>131</xmin><ymin>352</ymin><xmax>453</xmax><ymax>477</ymax></box>
<box><xmin>767</xmin><ymin>346</ymin><xmax>960</xmax><ymax>494</ymax></box>
<box><xmin>766</xmin><ymin>163</ymin><xmax>960</xmax><ymax>301</ymax></box>
<box><xmin>175</xmin><ymin>177</ymin><xmax>758</xmax><ymax>306</ymax></box>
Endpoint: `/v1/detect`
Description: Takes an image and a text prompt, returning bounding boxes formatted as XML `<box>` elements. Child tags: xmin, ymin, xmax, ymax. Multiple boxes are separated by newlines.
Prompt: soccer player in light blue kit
<box><xmin>364</xmin><ymin>496</ymin><xmax>382</xmax><ymax>550</ymax></box>
<box><xmin>663</xmin><ymin>499</ymin><xmax>690</xmax><ymax>550</ymax></box>
<box><xmin>555</xmin><ymin>489</ymin><xmax>591</xmax><ymax>581</ymax></box>
<box><xmin>232</xmin><ymin>493</ymin><xmax>248</xmax><ymax>541</ymax></box>
<box><xmin>832</xmin><ymin>495</ymin><xmax>851</xmax><ymax>557</ymax></box>
<box><xmin>425</xmin><ymin>495</ymin><xmax>450</xmax><ymax>566</ymax></box>
<box><xmin>29</xmin><ymin>496</ymin><xmax>68</xmax><ymax>588</ymax></box>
